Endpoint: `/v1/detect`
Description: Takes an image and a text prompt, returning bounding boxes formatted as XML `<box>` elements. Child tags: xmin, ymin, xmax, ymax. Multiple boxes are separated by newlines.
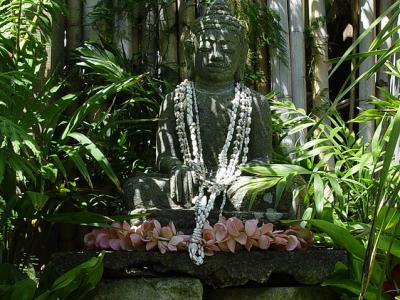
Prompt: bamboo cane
<box><xmin>349</xmin><ymin>1</ymin><xmax>359</xmax><ymax>131</ymax></box>
<box><xmin>359</xmin><ymin>0</ymin><xmax>376</xmax><ymax>143</ymax></box>
<box><xmin>142</xmin><ymin>2</ymin><xmax>158</xmax><ymax>73</ymax></box>
<box><xmin>83</xmin><ymin>0</ymin><xmax>100</xmax><ymax>41</ymax></box>
<box><xmin>377</xmin><ymin>0</ymin><xmax>393</xmax><ymax>100</ymax></box>
<box><xmin>289</xmin><ymin>0</ymin><xmax>307</xmax><ymax>111</ymax></box>
<box><xmin>160</xmin><ymin>0</ymin><xmax>179</xmax><ymax>83</ymax></box>
<box><xmin>289</xmin><ymin>0</ymin><xmax>307</xmax><ymax>146</ymax></box>
<box><xmin>267</xmin><ymin>0</ymin><xmax>292</xmax><ymax>100</ymax></box>
<box><xmin>113</xmin><ymin>0</ymin><xmax>133</xmax><ymax>59</ymax></box>
<box><xmin>309</xmin><ymin>0</ymin><xmax>334</xmax><ymax>171</ymax></box>
<box><xmin>45</xmin><ymin>10</ymin><xmax>65</xmax><ymax>77</ymax></box>
<box><xmin>131</xmin><ymin>1</ymin><xmax>142</xmax><ymax>68</ymax></box>
<box><xmin>66</xmin><ymin>0</ymin><xmax>82</xmax><ymax>60</ymax></box>
<box><xmin>178</xmin><ymin>0</ymin><xmax>196</xmax><ymax>80</ymax></box>
<box><xmin>256</xmin><ymin>0</ymin><xmax>268</xmax><ymax>93</ymax></box>
<box><xmin>309</xmin><ymin>0</ymin><xmax>329</xmax><ymax>117</ymax></box>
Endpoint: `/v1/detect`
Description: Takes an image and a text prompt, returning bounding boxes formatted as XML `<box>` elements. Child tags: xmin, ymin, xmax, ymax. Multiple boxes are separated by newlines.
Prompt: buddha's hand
<box><xmin>170</xmin><ymin>165</ymin><xmax>196</xmax><ymax>205</ymax></box>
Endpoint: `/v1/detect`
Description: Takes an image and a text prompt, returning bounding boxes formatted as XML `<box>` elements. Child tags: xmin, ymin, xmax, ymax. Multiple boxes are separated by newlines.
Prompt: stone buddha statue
<box><xmin>123</xmin><ymin>0</ymin><xmax>286</xmax><ymax>263</ymax></box>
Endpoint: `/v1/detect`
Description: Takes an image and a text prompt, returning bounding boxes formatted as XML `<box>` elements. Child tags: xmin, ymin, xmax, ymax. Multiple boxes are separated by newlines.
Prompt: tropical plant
<box><xmin>0</xmin><ymin>0</ymin><xmax>164</xmax><ymax>274</ymax></box>
<box><xmin>0</xmin><ymin>252</ymin><xmax>104</xmax><ymax>300</ymax></box>
<box><xmin>73</xmin><ymin>42</ymin><xmax>164</xmax><ymax>179</ymax></box>
<box><xmin>233</xmin><ymin>1</ymin><xmax>400</xmax><ymax>298</ymax></box>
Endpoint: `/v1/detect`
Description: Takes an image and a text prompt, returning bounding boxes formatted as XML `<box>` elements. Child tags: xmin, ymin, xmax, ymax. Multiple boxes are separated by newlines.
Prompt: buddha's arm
<box><xmin>156</xmin><ymin>93</ymin><xmax>183</xmax><ymax>174</ymax></box>
<box><xmin>248</xmin><ymin>93</ymin><xmax>273</xmax><ymax>163</ymax></box>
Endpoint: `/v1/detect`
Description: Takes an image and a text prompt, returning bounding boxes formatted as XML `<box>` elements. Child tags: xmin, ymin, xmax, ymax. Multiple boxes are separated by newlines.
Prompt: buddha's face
<box><xmin>193</xmin><ymin>29</ymin><xmax>242</xmax><ymax>84</ymax></box>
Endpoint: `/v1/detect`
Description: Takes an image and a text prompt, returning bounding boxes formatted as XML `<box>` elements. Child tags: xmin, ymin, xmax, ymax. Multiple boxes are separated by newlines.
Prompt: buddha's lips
<box><xmin>206</xmin><ymin>64</ymin><xmax>227</xmax><ymax>70</ymax></box>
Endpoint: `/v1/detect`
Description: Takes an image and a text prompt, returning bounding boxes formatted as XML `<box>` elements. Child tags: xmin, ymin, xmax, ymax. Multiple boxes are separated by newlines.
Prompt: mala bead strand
<box><xmin>173</xmin><ymin>80</ymin><xmax>253</xmax><ymax>265</ymax></box>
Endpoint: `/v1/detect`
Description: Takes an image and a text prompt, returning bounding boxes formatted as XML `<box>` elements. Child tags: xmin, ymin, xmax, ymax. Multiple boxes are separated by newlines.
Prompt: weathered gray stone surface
<box><xmin>89</xmin><ymin>278</ymin><xmax>203</xmax><ymax>300</ymax></box>
<box><xmin>46</xmin><ymin>248</ymin><xmax>346</xmax><ymax>288</ymax></box>
<box><xmin>206</xmin><ymin>287</ymin><xmax>339</xmax><ymax>300</ymax></box>
<box><xmin>123</xmin><ymin>0</ymin><xmax>278</xmax><ymax>211</ymax></box>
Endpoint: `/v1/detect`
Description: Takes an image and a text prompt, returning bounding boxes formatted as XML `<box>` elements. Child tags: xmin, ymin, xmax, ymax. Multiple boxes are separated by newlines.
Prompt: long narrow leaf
<box><xmin>68</xmin><ymin>132</ymin><xmax>121</xmax><ymax>191</ymax></box>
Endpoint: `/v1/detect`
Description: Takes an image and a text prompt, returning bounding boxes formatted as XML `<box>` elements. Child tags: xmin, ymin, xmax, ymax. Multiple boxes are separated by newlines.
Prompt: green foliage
<box><xmin>74</xmin><ymin>42</ymin><xmax>164</xmax><ymax>179</ymax></box>
<box><xmin>0</xmin><ymin>252</ymin><xmax>104</xmax><ymax>300</ymax></box>
<box><xmin>237</xmin><ymin>0</ymin><xmax>288</xmax><ymax>66</ymax></box>
<box><xmin>237</xmin><ymin>2</ymin><xmax>400</xmax><ymax>297</ymax></box>
<box><xmin>0</xmin><ymin>0</ymin><xmax>162</xmax><ymax>276</ymax></box>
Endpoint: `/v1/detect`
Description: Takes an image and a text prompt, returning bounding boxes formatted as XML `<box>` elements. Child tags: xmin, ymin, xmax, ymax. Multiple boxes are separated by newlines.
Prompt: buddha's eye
<box><xmin>199</xmin><ymin>46</ymin><xmax>211</xmax><ymax>53</ymax></box>
<box><xmin>222</xmin><ymin>47</ymin><xmax>234</xmax><ymax>54</ymax></box>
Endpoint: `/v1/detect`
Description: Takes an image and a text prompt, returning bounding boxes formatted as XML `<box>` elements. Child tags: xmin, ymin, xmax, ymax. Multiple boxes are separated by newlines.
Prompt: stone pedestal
<box><xmin>90</xmin><ymin>278</ymin><xmax>203</xmax><ymax>300</ymax></box>
<box><xmin>206</xmin><ymin>287</ymin><xmax>339</xmax><ymax>300</ymax></box>
<box><xmin>45</xmin><ymin>248</ymin><xmax>345</xmax><ymax>299</ymax></box>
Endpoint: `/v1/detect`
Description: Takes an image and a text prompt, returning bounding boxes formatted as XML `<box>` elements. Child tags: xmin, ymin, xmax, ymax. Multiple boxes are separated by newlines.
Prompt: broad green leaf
<box><xmin>68</xmin><ymin>132</ymin><xmax>121</xmax><ymax>191</ymax></box>
<box><xmin>376</xmin><ymin>206</ymin><xmax>400</xmax><ymax>232</ymax></box>
<box><xmin>0</xmin><ymin>264</ymin><xmax>25</xmax><ymax>285</ymax></box>
<box><xmin>9</xmin><ymin>279</ymin><xmax>36</xmax><ymax>300</ymax></box>
<box><xmin>313</xmin><ymin>174</ymin><xmax>324</xmax><ymax>216</ymax></box>
<box><xmin>308</xmin><ymin>219</ymin><xmax>365</xmax><ymax>259</ymax></box>
<box><xmin>25</xmin><ymin>191</ymin><xmax>48</xmax><ymax>211</ymax></box>
<box><xmin>49</xmin><ymin>154</ymin><xmax>67</xmax><ymax>180</ymax></box>
<box><xmin>49</xmin><ymin>252</ymin><xmax>104</xmax><ymax>300</ymax></box>
<box><xmin>377</xmin><ymin>234</ymin><xmax>400</xmax><ymax>258</ymax></box>
<box><xmin>40</xmin><ymin>163</ymin><xmax>58</xmax><ymax>183</ymax></box>
<box><xmin>61</xmin><ymin>77</ymin><xmax>141</xmax><ymax>139</ymax></box>
<box><xmin>60</xmin><ymin>146</ymin><xmax>92</xmax><ymax>188</ymax></box>
<box><xmin>322</xmin><ymin>278</ymin><xmax>380</xmax><ymax>300</ymax></box>
<box><xmin>0</xmin><ymin>151</ymin><xmax>5</xmax><ymax>184</ymax></box>
<box><xmin>326</xmin><ymin>176</ymin><xmax>344</xmax><ymax>208</ymax></box>
<box><xmin>242</xmin><ymin>164</ymin><xmax>311</xmax><ymax>177</ymax></box>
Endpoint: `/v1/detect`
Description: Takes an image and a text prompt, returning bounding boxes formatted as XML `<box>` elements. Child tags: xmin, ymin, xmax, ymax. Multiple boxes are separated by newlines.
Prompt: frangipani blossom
<box><xmin>83</xmin><ymin>218</ymin><xmax>313</xmax><ymax>255</ymax></box>
<box><xmin>202</xmin><ymin>221</ymin><xmax>220</xmax><ymax>256</ymax></box>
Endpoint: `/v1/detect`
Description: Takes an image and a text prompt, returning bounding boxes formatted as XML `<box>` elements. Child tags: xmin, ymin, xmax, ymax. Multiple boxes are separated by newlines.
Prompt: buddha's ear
<box><xmin>235</xmin><ymin>38</ymin><xmax>248</xmax><ymax>82</ymax></box>
<box><xmin>183</xmin><ymin>30</ymin><xmax>195</xmax><ymax>80</ymax></box>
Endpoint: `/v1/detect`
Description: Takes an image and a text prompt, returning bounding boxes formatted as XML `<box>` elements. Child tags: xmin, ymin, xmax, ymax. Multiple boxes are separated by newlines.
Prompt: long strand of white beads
<box><xmin>174</xmin><ymin>80</ymin><xmax>192</xmax><ymax>165</ymax></box>
<box><xmin>191</xmin><ymin>81</ymin><xmax>207</xmax><ymax>180</ymax></box>
<box><xmin>173</xmin><ymin>80</ymin><xmax>253</xmax><ymax>265</ymax></box>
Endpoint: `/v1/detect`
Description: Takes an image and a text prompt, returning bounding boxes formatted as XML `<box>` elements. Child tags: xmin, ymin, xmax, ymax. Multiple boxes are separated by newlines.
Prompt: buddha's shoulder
<box><xmin>246</xmin><ymin>87</ymin><xmax>270</xmax><ymax>111</ymax></box>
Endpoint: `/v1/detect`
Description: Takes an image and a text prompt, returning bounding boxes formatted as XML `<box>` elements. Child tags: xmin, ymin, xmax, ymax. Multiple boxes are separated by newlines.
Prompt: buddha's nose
<box><xmin>210</xmin><ymin>48</ymin><xmax>223</xmax><ymax>61</ymax></box>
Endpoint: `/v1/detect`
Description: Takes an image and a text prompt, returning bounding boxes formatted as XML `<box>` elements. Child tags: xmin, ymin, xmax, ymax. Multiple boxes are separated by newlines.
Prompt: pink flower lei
<box><xmin>83</xmin><ymin>217</ymin><xmax>313</xmax><ymax>255</ymax></box>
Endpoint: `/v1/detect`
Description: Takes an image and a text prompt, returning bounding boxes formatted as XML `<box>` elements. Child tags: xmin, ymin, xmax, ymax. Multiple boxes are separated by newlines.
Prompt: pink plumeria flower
<box><xmin>202</xmin><ymin>221</ymin><xmax>220</xmax><ymax>256</ymax></box>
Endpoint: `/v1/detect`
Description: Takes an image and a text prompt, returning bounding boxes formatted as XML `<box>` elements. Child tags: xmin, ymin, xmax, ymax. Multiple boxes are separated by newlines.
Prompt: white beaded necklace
<box><xmin>173</xmin><ymin>79</ymin><xmax>253</xmax><ymax>265</ymax></box>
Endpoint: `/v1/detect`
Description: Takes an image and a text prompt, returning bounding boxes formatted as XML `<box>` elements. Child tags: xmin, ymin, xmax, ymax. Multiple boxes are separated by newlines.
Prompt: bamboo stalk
<box><xmin>358</xmin><ymin>0</ymin><xmax>376</xmax><ymax>143</ymax></box>
<box><xmin>389</xmin><ymin>3</ymin><xmax>400</xmax><ymax>163</ymax></box>
<box><xmin>142</xmin><ymin>3</ymin><xmax>158</xmax><ymax>73</ymax></box>
<box><xmin>160</xmin><ymin>0</ymin><xmax>179</xmax><ymax>83</ymax></box>
<box><xmin>289</xmin><ymin>0</ymin><xmax>306</xmax><ymax>111</ymax></box>
<box><xmin>113</xmin><ymin>0</ymin><xmax>133</xmax><ymax>59</ymax></box>
<box><xmin>309</xmin><ymin>0</ymin><xmax>329</xmax><ymax>117</ymax></box>
<box><xmin>83</xmin><ymin>0</ymin><xmax>100</xmax><ymax>41</ymax></box>
<box><xmin>349</xmin><ymin>1</ymin><xmax>359</xmax><ymax>131</ymax></box>
<box><xmin>377</xmin><ymin>0</ymin><xmax>393</xmax><ymax>100</ymax></box>
<box><xmin>178</xmin><ymin>0</ymin><xmax>196</xmax><ymax>80</ymax></box>
<box><xmin>267</xmin><ymin>0</ymin><xmax>292</xmax><ymax>100</ymax></box>
<box><xmin>66</xmin><ymin>0</ymin><xmax>82</xmax><ymax>60</ymax></box>
<box><xmin>289</xmin><ymin>0</ymin><xmax>307</xmax><ymax>145</ymax></box>
<box><xmin>256</xmin><ymin>0</ymin><xmax>268</xmax><ymax>93</ymax></box>
<box><xmin>132</xmin><ymin>2</ymin><xmax>141</xmax><ymax>67</ymax></box>
<box><xmin>45</xmin><ymin>10</ymin><xmax>65</xmax><ymax>77</ymax></box>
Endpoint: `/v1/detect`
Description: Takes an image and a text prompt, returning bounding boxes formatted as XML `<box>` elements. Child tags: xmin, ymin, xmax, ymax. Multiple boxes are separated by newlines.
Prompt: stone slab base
<box><xmin>46</xmin><ymin>248</ymin><xmax>346</xmax><ymax>288</ymax></box>
<box><xmin>89</xmin><ymin>278</ymin><xmax>203</xmax><ymax>300</ymax></box>
<box><xmin>89</xmin><ymin>278</ymin><xmax>338</xmax><ymax>300</ymax></box>
<box><xmin>206</xmin><ymin>286</ymin><xmax>339</xmax><ymax>300</ymax></box>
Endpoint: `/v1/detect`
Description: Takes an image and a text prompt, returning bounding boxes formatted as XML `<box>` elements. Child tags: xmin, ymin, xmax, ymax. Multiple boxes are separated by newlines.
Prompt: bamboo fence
<box><xmin>45</xmin><ymin>0</ymin><xmax>398</xmax><ymax>142</ymax></box>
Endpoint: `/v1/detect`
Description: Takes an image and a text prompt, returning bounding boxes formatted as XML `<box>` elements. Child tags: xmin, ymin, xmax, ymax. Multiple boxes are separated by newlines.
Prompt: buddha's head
<box><xmin>185</xmin><ymin>0</ymin><xmax>248</xmax><ymax>83</ymax></box>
